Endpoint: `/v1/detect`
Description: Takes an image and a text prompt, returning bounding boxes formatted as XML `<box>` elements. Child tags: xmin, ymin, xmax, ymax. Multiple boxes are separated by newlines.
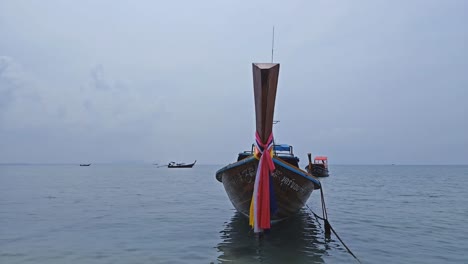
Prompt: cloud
<box><xmin>0</xmin><ymin>56</ymin><xmax>23</xmax><ymax>111</ymax></box>
<box><xmin>89</xmin><ymin>65</ymin><xmax>111</xmax><ymax>91</ymax></box>
<box><xmin>0</xmin><ymin>57</ymin><xmax>169</xmax><ymax>163</ymax></box>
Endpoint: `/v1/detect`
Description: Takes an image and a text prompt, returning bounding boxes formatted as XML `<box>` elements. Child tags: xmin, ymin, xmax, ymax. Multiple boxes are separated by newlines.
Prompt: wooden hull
<box><xmin>305</xmin><ymin>164</ymin><xmax>329</xmax><ymax>177</ymax></box>
<box><xmin>168</xmin><ymin>163</ymin><xmax>195</xmax><ymax>168</ymax></box>
<box><xmin>216</xmin><ymin>156</ymin><xmax>321</xmax><ymax>221</ymax></box>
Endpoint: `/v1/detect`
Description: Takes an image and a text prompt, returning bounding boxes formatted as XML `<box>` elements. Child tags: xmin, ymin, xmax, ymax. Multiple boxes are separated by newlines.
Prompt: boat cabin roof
<box><xmin>274</xmin><ymin>144</ymin><xmax>291</xmax><ymax>152</ymax></box>
<box><xmin>314</xmin><ymin>156</ymin><xmax>328</xmax><ymax>161</ymax></box>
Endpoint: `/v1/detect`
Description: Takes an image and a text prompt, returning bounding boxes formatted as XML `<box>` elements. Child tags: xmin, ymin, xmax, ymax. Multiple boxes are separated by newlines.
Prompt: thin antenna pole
<box><xmin>271</xmin><ymin>26</ymin><xmax>275</xmax><ymax>63</ymax></box>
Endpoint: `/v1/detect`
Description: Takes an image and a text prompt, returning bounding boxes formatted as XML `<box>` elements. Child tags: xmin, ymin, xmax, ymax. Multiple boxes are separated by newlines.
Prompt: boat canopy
<box><xmin>274</xmin><ymin>144</ymin><xmax>291</xmax><ymax>152</ymax></box>
<box><xmin>314</xmin><ymin>156</ymin><xmax>328</xmax><ymax>161</ymax></box>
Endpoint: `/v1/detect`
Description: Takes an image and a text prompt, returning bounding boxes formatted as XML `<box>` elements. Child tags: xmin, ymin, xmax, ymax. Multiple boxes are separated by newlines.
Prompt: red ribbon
<box><xmin>255</xmin><ymin>132</ymin><xmax>275</xmax><ymax>229</ymax></box>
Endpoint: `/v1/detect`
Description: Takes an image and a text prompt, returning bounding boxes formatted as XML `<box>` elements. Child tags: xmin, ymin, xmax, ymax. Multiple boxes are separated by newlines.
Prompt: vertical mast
<box><xmin>271</xmin><ymin>26</ymin><xmax>275</xmax><ymax>63</ymax></box>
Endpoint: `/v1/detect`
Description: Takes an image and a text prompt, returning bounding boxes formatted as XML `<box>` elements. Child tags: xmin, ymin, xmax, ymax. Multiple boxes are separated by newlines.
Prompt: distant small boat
<box><xmin>304</xmin><ymin>154</ymin><xmax>329</xmax><ymax>177</ymax></box>
<box><xmin>80</xmin><ymin>164</ymin><xmax>91</xmax><ymax>166</ymax></box>
<box><xmin>167</xmin><ymin>160</ymin><xmax>196</xmax><ymax>168</ymax></box>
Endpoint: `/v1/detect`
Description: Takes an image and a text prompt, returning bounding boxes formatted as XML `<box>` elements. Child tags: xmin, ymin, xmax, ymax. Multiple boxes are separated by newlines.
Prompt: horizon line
<box><xmin>1</xmin><ymin>162</ymin><xmax>467</xmax><ymax>166</ymax></box>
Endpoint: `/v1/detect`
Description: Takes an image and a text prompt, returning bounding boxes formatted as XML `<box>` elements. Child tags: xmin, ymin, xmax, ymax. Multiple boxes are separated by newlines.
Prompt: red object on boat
<box><xmin>314</xmin><ymin>156</ymin><xmax>328</xmax><ymax>161</ymax></box>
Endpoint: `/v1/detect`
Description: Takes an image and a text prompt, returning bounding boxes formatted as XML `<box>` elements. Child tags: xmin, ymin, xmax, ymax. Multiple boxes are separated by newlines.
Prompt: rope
<box><xmin>305</xmin><ymin>191</ymin><xmax>362</xmax><ymax>264</ymax></box>
<box><xmin>306</xmin><ymin>204</ymin><xmax>325</xmax><ymax>221</ymax></box>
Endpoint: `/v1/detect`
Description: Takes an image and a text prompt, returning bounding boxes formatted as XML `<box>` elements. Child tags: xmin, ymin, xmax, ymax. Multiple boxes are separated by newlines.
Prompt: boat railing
<box><xmin>273</xmin><ymin>144</ymin><xmax>294</xmax><ymax>157</ymax></box>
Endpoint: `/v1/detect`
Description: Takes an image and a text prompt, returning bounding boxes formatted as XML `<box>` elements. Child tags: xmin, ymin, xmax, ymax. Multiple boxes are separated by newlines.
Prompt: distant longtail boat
<box><xmin>305</xmin><ymin>154</ymin><xmax>329</xmax><ymax>177</ymax></box>
<box><xmin>167</xmin><ymin>160</ymin><xmax>196</xmax><ymax>168</ymax></box>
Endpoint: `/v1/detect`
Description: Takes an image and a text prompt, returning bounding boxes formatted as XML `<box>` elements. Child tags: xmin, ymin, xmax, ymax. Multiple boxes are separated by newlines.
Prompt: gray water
<box><xmin>1</xmin><ymin>164</ymin><xmax>467</xmax><ymax>263</ymax></box>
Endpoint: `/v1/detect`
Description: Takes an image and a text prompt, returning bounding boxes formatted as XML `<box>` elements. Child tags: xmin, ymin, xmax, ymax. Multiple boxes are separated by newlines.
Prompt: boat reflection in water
<box><xmin>217</xmin><ymin>209</ymin><xmax>333</xmax><ymax>263</ymax></box>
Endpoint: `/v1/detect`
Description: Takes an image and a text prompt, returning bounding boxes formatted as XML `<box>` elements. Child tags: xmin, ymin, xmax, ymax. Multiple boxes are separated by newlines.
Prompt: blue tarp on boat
<box><xmin>274</xmin><ymin>144</ymin><xmax>291</xmax><ymax>151</ymax></box>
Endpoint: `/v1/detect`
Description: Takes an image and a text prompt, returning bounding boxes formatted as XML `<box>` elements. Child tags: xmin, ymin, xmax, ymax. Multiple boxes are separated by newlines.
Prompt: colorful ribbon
<box><xmin>249</xmin><ymin>132</ymin><xmax>276</xmax><ymax>232</ymax></box>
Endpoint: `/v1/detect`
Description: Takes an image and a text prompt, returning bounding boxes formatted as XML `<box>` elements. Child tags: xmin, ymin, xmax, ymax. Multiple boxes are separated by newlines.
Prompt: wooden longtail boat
<box><xmin>167</xmin><ymin>160</ymin><xmax>196</xmax><ymax>168</ymax></box>
<box><xmin>305</xmin><ymin>154</ymin><xmax>330</xmax><ymax>177</ymax></box>
<box><xmin>216</xmin><ymin>63</ymin><xmax>321</xmax><ymax>230</ymax></box>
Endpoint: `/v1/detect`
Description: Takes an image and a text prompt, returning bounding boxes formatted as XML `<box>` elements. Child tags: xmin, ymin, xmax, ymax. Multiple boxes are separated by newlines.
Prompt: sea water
<box><xmin>1</xmin><ymin>164</ymin><xmax>467</xmax><ymax>263</ymax></box>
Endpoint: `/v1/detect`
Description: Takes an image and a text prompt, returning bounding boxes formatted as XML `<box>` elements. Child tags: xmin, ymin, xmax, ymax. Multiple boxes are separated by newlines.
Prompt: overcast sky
<box><xmin>0</xmin><ymin>0</ymin><xmax>467</xmax><ymax>165</ymax></box>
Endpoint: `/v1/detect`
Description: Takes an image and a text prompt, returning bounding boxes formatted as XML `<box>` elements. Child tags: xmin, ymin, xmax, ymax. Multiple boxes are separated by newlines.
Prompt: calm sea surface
<box><xmin>1</xmin><ymin>164</ymin><xmax>467</xmax><ymax>263</ymax></box>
